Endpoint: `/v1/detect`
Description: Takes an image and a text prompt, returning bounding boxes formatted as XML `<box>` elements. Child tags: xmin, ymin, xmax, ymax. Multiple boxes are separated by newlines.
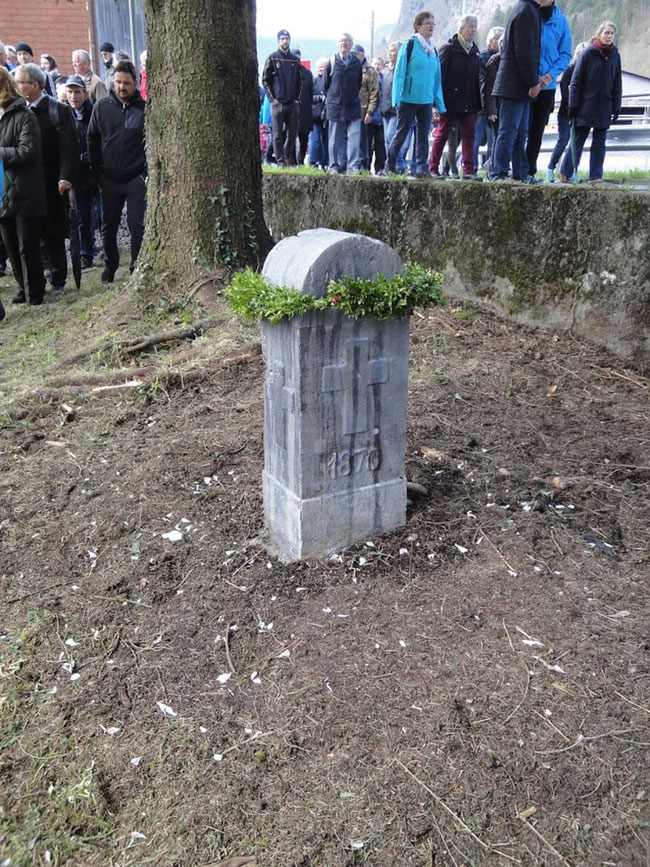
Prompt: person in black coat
<box><xmin>474</xmin><ymin>27</ymin><xmax>503</xmax><ymax>172</ymax></box>
<box><xmin>559</xmin><ymin>22</ymin><xmax>622</xmax><ymax>181</ymax></box>
<box><xmin>262</xmin><ymin>30</ymin><xmax>302</xmax><ymax>167</ymax></box>
<box><xmin>482</xmin><ymin>44</ymin><xmax>503</xmax><ymax>172</ymax></box>
<box><xmin>546</xmin><ymin>41</ymin><xmax>588</xmax><ymax>180</ymax></box>
<box><xmin>0</xmin><ymin>68</ymin><xmax>47</xmax><ymax>307</ymax></box>
<box><xmin>308</xmin><ymin>58</ymin><xmax>328</xmax><ymax>168</ymax></box>
<box><xmin>490</xmin><ymin>0</ymin><xmax>544</xmax><ymax>181</ymax></box>
<box><xmin>65</xmin><ymin>74</ymin><xmax>98</xmax><ymax>267</ymax></box>
<box><xmin>14</xmin><ymin>62</ymin><xmax>78</xmax><ymax>296</ymax></box>
<box><xmin>293</xmin><ymin>50</ymin><xmax>314</xmax><ymax>165</ymax></box>
<box><xmin>429</xmin><ymin>15</ymin><xmax>482</xmax><ymax>179</ymax></box>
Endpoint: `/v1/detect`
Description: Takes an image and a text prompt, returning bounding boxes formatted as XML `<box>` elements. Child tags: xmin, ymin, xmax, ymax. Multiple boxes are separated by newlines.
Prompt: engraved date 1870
<box><xmin>325</xmin><ymin>446</ymin><xmax>381</xmax><ymax>479</ymax></box>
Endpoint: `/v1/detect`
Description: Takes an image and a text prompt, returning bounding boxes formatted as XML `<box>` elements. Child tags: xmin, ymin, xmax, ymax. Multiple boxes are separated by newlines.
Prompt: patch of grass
<box><xmin>0</xmin><ymin>617</ymin><xmax>117</xmax><ymax>866</ymax></box>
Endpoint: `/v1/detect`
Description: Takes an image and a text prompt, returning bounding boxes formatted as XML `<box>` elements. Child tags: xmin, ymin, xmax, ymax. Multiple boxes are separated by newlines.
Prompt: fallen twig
<box><xmin>396</xmin><ymin>759</ymin><xmax>489</xmax><ymax>851</ymax></box>
<box><xmin>518</xmin><ymin>817</ymin><xmax>571</xmax><ymax>866</ymax></box>
<box><xmin>223</xmin><ymin>624</ymin><xmax>236</xmax><ymax>675</ymax></box>
<box><xmin>123</xmin><ymin>318</ymin><xmax>223</xmax><ymax>356</ymax></box>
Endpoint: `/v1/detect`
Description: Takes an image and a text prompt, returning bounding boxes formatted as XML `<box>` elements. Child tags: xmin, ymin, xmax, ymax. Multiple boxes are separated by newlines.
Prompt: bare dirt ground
<box><xmin>1</xmin><ymin>269</ymin><xmax>649</xmax><ymax>867</ymax></box>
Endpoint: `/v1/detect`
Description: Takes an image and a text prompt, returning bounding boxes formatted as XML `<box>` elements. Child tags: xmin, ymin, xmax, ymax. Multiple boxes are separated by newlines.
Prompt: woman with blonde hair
<box><xmin>559</xmin><ymin>21</ymin><xmax>622</xmax><ymax>182</ymax></box>
<box><xmin>0</xmin><ymin>66</ymin><xmax>47</xmax><ymax>308</ymax></box>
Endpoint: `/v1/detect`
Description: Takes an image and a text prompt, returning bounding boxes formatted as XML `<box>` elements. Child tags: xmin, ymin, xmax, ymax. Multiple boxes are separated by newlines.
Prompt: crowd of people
<box><xmin>0</xmin><ymin>39</ymin><xmax>148</xmax><ymax>321</ymax></box>
<box><xmin>261</xmin><ymin>4</ymin><xmax>622</xmax><ymax>185</ymax></box>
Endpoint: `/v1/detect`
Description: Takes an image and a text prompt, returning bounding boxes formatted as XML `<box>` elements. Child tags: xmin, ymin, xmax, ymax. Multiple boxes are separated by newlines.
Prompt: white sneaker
<box><xmin>546</xmin><ymin>168</ymin><xmax>554</xmax><ymax>183</ymax></box>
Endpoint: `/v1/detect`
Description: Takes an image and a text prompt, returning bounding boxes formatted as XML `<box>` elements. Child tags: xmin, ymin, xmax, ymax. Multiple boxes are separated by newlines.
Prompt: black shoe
<box><xmin>11</xmin><ymin>292</ymin><xmax>27</xmax><ymax>304</ymax></box>
<box><xmin>101</xmin><ymin>268</ymin><xmax>115</xmax><ymax>283</ymax></box>
<box><xmin>0</xmin><ymin>300</ymin><xmax>5</xmax><ymax>322</ymax></box>
<box><xmin>29</xmin><ymin>297</ymin><xmax>44</xmax><ymax>306</ymax></box>
<box><xmin>128</xmin><ymin>260</ymin><xmax>136</xmax><ymax>274</ymax></box>
<box><xmin>80</xmin><ymin>257</ymin><xmax>94</xmax><ymax>270</ymax></box>
<box><xmin>51</xmin><ymin>286</ymin><xmax>66</xmax><ymax>296</ymax></box>
<box><xmin>0</xmin><ymin>267</ymin><xmax>6</xmax><ymax>278</ymax></box>
<box><xmin>461</xmin><ymin>174</ymin><xmax>483</xmax><ymax>182</ymax></box>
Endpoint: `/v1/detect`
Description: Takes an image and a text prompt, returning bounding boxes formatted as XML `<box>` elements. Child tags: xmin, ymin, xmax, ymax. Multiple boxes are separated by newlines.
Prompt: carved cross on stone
<box><xmin>321</xmin><ymin>337</ymin><xmax>389</xmax><ymax>434</ymax></box>
<box><xmin>267</xmin><ymin>361</ymin><xmax>295</xmax><ymax>449</ymax></box>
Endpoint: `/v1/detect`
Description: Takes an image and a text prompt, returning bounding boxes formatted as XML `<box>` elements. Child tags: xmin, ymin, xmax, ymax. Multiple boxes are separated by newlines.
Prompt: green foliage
<box><xmin>224</xmin><ymin>264</ymin><xmax>444</xmax><ymax>324</ymax></box>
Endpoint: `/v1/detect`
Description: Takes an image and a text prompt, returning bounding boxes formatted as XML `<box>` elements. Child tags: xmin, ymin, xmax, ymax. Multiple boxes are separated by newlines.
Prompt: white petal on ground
<box><xmin>70</xmin><ymin>673</ymin><xmax>81</xmax><ymax>681</ymax></box>
<box><xmin>455</xmin><ymin>544</ymin><xmax>469</xmax><ymax>554</ymax></box>
<box><xmin>217</xmin><ymin>672</ymin><xmax>232</xmax><ymax>685</ymax></box>
<box><xmin>130</xmin><ymin>756</ymin><xmax>142</xmax><ymax>766</ymax></box>
<box><xmin>156</xmin><ymin>700</ymin><xmax>178</xmax><ymax>718</ymax></box>
<box><xmin>161</xmin><ymin>530</ymin><xmax>183</xmax><ymax>542</ymax></box>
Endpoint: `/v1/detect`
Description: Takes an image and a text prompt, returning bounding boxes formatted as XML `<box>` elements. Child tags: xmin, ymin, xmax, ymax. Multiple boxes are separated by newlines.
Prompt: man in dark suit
<box><xmin>14</xmin><ymin>63</ymin><xmax>78</xmax><ymax>296</ymax></box>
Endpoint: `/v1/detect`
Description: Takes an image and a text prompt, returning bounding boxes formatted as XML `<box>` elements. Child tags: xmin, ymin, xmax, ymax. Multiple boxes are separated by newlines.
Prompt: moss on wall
<box><xmin>262</xmin><ymin>174</ymin><xmax>650</xmax><ymax>370</ymax></box>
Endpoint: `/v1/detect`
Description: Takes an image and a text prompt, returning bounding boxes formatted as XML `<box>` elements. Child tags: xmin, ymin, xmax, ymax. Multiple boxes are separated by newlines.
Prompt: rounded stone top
<box><xmin>262</xmin><ymin>229</ymin><xmax>403</xmax><ymax>298</ymax></box>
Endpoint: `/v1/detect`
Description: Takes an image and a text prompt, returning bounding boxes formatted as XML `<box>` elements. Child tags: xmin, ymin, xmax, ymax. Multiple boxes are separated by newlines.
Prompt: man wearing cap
<box><xmin>14</xmin><ymin>43</ymin><xmax>55</xmax><ymax>95</ymax></box>
<box><xmin>88</xmin><ymin>59</ymin><xmax>146</xmax><ymax>282</ymax></box>
<box><xmin>324</xmin><ymin>33</ymin><xmax>363</xmax><ymax>174</ymax></box>
<box><xmin>13</xmin><ymin>62</ymin><xmax>78</xmax><ymax>296</ymax></box>
<box><xmin>99</xmin><ymin>42</ymin><xmax>115</xmax><ymax>82</ymax></box>
<box><xmin>353</xmin><ymin>44</ymin><xmax>379</xmax><ymax>171</ymax></box>
<box><xmin>72</xmin><ymin>49</ymin><xmax>108</xmax><ymax>102</ymax></box>
<box><xmin>66</xmin><ymin>75</ymin><xmax>98</xmax><ymax>269</ymax></box>
<box><xmin>262</xmin><ymin>29</ymin><xmax>302</xmax><ymax>167</ymax></box>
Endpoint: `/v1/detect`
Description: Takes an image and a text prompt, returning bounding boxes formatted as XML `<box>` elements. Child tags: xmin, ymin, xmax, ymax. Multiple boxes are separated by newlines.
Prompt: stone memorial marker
<box><xmin>261</xmin><ymin>228</ymin><xmax>409</xmax><ymax>560</ymax></box>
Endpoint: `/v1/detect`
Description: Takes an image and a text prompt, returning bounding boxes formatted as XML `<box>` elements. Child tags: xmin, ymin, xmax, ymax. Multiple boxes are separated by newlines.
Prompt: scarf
<box><xmin>414</xmin><ymin>33</ymin><xmax>436</xmax><ymax>57</ymax></box>
<box><xmin>592</xmin><ymin>37</ymin><xmax>614</xmax><ymax>54</ymax></box>
<box><xmin>457</xmin><ymin>33</ymin><xmax>473</xmax><ymax>53</ymax></box>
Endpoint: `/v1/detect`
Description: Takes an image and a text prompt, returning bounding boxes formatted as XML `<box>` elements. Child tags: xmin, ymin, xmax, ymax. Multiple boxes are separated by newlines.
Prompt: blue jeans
<box><xmin>328</xmin><ymin>119</ymin><xmax>361</xmax><ymax>173</ymax></box>
<box><xmin>384</xmin><ymin>115</ymin><xmax>412</xmax><ymax>172</ymax></box>
<box><xmin>474</xmin><ymin>113</ymin><xmax>496</xmax><ymax>173</ymax></box>
<box><xmin>308</xmin><ymin>122</ymin><xmax>328</xmax><ymax>167</ymax></box>
<box><xmin>548</xmin><ymin>113</ymin><xmax>569</xmax><ymax>170</ymax></box>
<box><xmin>490</xmin><ymin>98</ymin><xmax>530</xmax><ymax>180</ymax></box>
<box><xmin>560</xmin><ymin>126</ymin><xmax>608</xmax><ymax>180</ymax></box>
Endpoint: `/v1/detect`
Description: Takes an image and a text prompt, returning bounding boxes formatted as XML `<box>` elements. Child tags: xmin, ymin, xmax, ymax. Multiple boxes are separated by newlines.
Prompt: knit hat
<box><xmin>100</xmin><ymin>41</ymin><xmax>115</xmax><ymax>53</ymax></box>
<box><xmin>15</xmin><ymin>42</ymin><xmax>33</xmax><ymax>56</ymax></box>
<box><xmin>277</xmin><ymin>29</ymin><xmax>290</xmax><ymax>40</ymax></box>
<box><xmin>66</xmin><ymin>74</ymin><xmax>87</xmax><ymax>90</ymax></box>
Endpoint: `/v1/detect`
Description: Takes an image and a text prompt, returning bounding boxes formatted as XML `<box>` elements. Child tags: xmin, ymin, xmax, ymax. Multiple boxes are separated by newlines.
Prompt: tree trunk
<box><xmin>141</xmin><ymin>0</ymin><xmax>272</xmax><ymax>296</ymax></box>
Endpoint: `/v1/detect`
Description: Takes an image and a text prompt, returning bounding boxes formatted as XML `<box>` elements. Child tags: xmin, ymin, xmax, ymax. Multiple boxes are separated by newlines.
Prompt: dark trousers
<box><xmin>41</xmin><ymin>225</ymin><xmax>67</xmax><ymax>289</ymax></box>
<box><xmin>75</xmin><ymin>186</ymin><xmax>98</xmax><ymax>260</ymax></box>
<box><xmin>100</xmin><ymin>174</ymin><xmax>146</xmax><ymax>275</ymax></box>
<box><xmin>271</xmin><ymin>102</ymin><xmax>298</xmax><ymax>166</ymax></box>
<box><xmin>297</xmin><ymin>130</ymin><xmax>309</xmax><ymax>165</ymax></box>
<box><xmin>0</xmin><ymin>216</ymin><xmax>46</xmax><ymax>303</ymax></box>
<box><xmin>0</xmin><ymin>233</ymin><xmax>6</xmax><ymax>270</ymax></box>
<box><xmin>560</xmin><ymin>126</ymin><xmax>608</xmax><ymax>180</ymax></box>
<box><xmin>526</xmin><ymin>89</ymin><xmax>556</xmax><ymax>176</ymax></box>
<box><xmin>367</xmin><ymin>123</ymin><xmax>386</xmax><ymax>172</ymax></box>
<box><xmin>388</xmin><ymin>102</ymin><xmax>431</xmax><ymax>175</ymax></box>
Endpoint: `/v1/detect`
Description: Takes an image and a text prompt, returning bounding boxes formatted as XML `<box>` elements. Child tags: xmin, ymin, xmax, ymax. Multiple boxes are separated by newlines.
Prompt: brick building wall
<box><xmin>0</xmin><ymin>0</ymin><xmax>92</xmax><ymax>77</ymax></box>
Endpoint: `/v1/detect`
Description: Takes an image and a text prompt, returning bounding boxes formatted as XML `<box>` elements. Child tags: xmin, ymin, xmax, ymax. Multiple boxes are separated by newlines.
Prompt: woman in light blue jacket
<box><xmin>386</xmin><ymin>10</ymin><xmax>446</xmax><ymax>177</ymax></box>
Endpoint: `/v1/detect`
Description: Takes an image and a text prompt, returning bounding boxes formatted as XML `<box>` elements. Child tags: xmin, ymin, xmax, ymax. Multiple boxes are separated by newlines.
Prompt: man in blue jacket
<box><xmin>262</xmin><ymin>30</ymin><xmax>302</xmax><ymax>167</ymax></box>
<box><xmin>526</xmin><ymin>2</ymin><xmax>571</xmax><ymax>178</ymax></box>
<box><xmin>490</xmin><ymin>0</ymin><xmax>545</xmax><ymax>181</ymax></box>
<box><xmin>324</xmin><ymin>34</ymin><xmax>363</xmax><ymax>174</ymax></box>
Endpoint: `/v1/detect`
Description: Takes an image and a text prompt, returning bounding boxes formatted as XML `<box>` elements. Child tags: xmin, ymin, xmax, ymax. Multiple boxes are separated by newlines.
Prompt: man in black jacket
<box><xmin>66</xmin><ymin>75</ymin><xmax>97</xmax><ymax>269</ymax></box>
<box><xmin>262</xmin><ymin>30</ymin><xmax>302</xmax><ymax>167</ymax></box>
<box><xmin>490</xmin><ymin>0</ymin><xmax>544</xmax><ymax>181</ymax></box>
<box><xmin>293</xmin><ymin>50</ymin><xmax>313</xmax><ymax>165</ymax></box>
<box><xmin>88</xmin><ymin>60</ymin><xmax>146</xmax><ymax>282</ymax></box>
<box><xmin>14</xmin><ymin>62</ymin><xmax>78</xmax><ymax>296</ymax></box>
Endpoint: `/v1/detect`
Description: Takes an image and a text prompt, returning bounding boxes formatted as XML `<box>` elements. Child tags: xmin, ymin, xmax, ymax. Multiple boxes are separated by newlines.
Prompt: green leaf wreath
<box><xmin>225</xmin><ymin>264</ymin><xmax>444</xmax><ymax>324</ymax></box>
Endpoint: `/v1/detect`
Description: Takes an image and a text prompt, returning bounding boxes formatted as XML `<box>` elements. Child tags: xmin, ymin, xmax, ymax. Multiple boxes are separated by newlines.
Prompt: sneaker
<box><xmin>51</xmin><ymin>286</ymin><xmax>66</xmax><ymax>296</ymax></box>
<box><xmin>415</xmin><ymin>170</ymin><xmax>431</xmax><ymax>179</ymax></box>
<box><xmin>546</xmin><ymin>168</ymin><xmax>555</xmax><ymax>183</ymax></box>
<box><xmin>11</xmin><ymin>291</ymin><xmax>27</xmax><ymax>304</ymax></box>
<box><xmin>101</xmin><ymin>268</ymin><xmax>115</xmax><ymax>283</ymax></box>
<box><xmin>521</xmin><ymin>175</ymin><xmax>543</xmax><ymax>185</ymax></box>
<box><xmin>557</xmin><ymin>172</ymin><xmax>568</xmax><ymax>183</ymax></box>
<box><xmin>430</xmin><ymin>172</ymin><xmax>446</xmax><ymax>180</ymax></box>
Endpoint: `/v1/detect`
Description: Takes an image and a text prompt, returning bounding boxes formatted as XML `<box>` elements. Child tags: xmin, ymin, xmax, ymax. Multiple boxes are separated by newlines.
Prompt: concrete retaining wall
<box><xmin>262</xmin><ymin>174</ymin><xmax>650</xmax><ymax>371</ymax></box>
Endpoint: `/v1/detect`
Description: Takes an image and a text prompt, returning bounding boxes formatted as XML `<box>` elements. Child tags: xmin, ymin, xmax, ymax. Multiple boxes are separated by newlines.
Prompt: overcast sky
<box><xmin>256</xmin><ymin>0</ymin><xmax>400</xmax><ymax>41</ymax></box>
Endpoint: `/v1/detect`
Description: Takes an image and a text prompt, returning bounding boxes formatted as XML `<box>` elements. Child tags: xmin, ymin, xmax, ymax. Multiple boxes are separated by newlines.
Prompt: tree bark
<box><xmin>141</xmin><ymin>0</ymin><xmax>272</xmax><ymax>296</ymax></box>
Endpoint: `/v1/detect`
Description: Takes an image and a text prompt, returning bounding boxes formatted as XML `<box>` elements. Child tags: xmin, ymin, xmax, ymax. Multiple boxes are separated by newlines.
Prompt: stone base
<box><xmin>263</xmin><ymin>470</ymin><xmax>406</xmax><ymax>561</ymax></box>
